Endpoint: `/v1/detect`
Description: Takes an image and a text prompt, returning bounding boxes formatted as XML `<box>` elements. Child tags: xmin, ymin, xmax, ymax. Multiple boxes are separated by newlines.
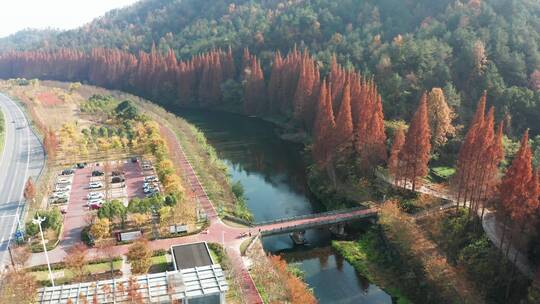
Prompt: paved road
<box><xmin>0</xmin><ymin>93</ymin><xmax>45</xmax><ymax>269</ymax></box>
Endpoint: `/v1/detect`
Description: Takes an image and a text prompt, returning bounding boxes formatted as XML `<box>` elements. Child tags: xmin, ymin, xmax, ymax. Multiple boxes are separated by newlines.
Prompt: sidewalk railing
<box><xmin>260</xmin><ymin>210</ymin><xmax>377</xmax><ymax>236</ymax></box>
<box><xmin>255</xmin><ymin>206</ymin><xmax>372</xmax><ymax>227</ymax></box>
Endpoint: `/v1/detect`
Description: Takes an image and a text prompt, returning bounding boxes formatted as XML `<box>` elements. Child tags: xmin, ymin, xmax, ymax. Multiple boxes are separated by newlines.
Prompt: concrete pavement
<box><xmin>0</xmin><ymin>93</ymin><xmax>45</xmax><ymax>269</ymax></box>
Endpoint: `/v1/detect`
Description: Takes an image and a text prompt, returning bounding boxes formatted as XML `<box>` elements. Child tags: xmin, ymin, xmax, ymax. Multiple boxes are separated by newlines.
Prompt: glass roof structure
<box><xmin>36</xmin><ymin>264</ymin><xmax>228</xmax><ymax>303</ymax></box>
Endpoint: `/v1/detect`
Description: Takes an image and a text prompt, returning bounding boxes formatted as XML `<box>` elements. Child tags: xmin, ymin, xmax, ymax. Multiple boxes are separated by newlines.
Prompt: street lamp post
<box><xmin>33</xmin><ymin>216</ymin><xmax>54</xmax><ymax>287</ymax></box>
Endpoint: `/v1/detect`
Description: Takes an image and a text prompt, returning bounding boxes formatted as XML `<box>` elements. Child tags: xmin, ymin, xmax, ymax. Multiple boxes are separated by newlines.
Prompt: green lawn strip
<box><xmin>31</xmin><ymin>260</ymin><xmax>122</xmax><ymax>282</ymax></box>
<box><xmin>209</xmin><ymin>248</ymin><xmax>221</xmax><ymax>264</ymax></box>
<box><xmin>430</xmin><ymin>166</ymin><xmax>455</xmax><ymax>181</ymax></box>
<box><xmin>332</xmin><ymin>239</ymin><xmax>413</xmax><ymax>304</ymax></box>
<box><xmin>148</xmin><ymin>254</ymin><xmax>170</xmax><ymax>273</ymax></box>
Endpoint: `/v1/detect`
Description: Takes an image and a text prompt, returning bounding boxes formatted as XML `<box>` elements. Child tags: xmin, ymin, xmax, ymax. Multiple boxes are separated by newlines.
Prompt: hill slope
<box><xmin>2</xmin><ymin>0</ymin><xmax>540</xmax><ymax>134</ymax></box>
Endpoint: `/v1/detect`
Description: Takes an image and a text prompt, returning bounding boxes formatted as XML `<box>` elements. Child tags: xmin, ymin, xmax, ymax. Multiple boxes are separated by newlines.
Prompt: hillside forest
<box><xmin>2</xmin><ymin>0</ymin><xmax>540</xmax><ymax>302</ymax></box>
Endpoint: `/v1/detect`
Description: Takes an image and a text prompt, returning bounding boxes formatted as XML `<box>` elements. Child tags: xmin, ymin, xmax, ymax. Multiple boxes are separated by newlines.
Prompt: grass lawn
<box><xmin>31</xmin><ymin>260</ymin><xmax>122</xmax><ymax>283</ymax></box>
<box><xmin>148</xmin><ymin>255</ymin><xmax>170</xmax><ymax>273</ymax></box>
<box><xmin>430</xmin><ymin>166</ymin><xmax>455</xmax><ymax>181</ymax></box>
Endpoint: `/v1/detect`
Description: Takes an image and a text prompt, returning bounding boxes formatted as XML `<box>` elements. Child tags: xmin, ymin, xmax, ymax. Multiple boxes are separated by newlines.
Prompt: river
<box><xmin>177</xmin><ymin>109</ymin><xmax>392</xmax><ymax>304</ymax></box>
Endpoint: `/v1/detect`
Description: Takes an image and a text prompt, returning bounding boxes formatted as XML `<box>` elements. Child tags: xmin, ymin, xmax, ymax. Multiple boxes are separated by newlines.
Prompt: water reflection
<box><xmin>177</xmin><ymin>108</ymin><xmax>391</xmax><ymax>304</ymax></box>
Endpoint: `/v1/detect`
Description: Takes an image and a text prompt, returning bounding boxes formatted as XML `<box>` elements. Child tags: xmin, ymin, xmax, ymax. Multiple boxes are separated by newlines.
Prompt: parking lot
<box><xmin>52</xmin><ymin>157</ymin><xmax>161</xmax><ymax>245</ymax></box>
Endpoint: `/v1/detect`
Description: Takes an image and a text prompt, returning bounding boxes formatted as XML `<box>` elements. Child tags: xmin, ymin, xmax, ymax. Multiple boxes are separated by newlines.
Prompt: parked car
<box><xmin>51</xmin><ymin>197</ymin><xmax>68</xmax><ymax>204</ymax></box>
<box><xmin>86</xmin><ymin>198</ymin><xmax>104</xmax><ymax>206</ymax></box>
<box><xmin>131</xmin><ymin>157</ymin><xmax>138</xmax><ymax>163</ymax></box>
<box><xmin>89</xmin><ymin>202</ymin><xmax>103</xmax><ymax>210</ymax></box>
<box><xmin>92</xmin><ymin>170</ymin><xmax>104</xmax><ymax>177</ymax></box>
<box><xmin>54</xmin><ymin>191</ymin><xmax>69</xmax><ymax>199</ymax></box>
<box><xmin>111</xmin><ymin>176</ymin><xmax>125</xmax><ymax>184</ymax></box>
<box><xmin>76</xmin><ymin>163</ymin><xmax>86</xmax><ymax>169</ymax></box>
<box><xmin>57</xmin><ymin>177</ymin><xmax>71</xmax><ymax>184</ymax></box>
<box><xmin>89</xmin><ymin>182</ymin><xmax>103</xmax><ymax>189</ymax></box>
<box><xmin>55</xmin><ymin>185</ymin><xmax>71</xmax><ymax>192</ymax></box>
<box><xmin>144</xmin><ymin>186</ymin><xmax>159</xmax><ymax>194</ymax></box>
<box><xmin>111</xmin><ymin>170</ymin><xmax>124</xmax><ymax>176</ymax></box>
<box><xmin>61</xmin><ymin>169</ymin><xmax>74</xmax><ymax>175</ymax></box>
<box><xmin>142</xmin><ymin>164</ymin><xmax>152</xmax><ymax>170</ymax></box>
<box><xmin>87</xmin><ymin>192</ymin><xmax>104</xmax><ymax>200</ymax></box>
<box><xmin>144</xmin><ymin>176</ymin><xmax>158</xmax><ymax>182</ymax></box>
<box><xmin>143</xmin><ymin>182</ymin><xmax>158</xmax><ymax>188</ymax></box>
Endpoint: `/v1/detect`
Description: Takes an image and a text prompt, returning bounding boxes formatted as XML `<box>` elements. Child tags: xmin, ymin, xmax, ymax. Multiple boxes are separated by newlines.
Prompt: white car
<box><xmin>144</xmin><ymin>176</ymin><xmax>158</xmax><ymax>182</ymax></box>
<box><xmin>55</xmin><ymin>185</ymin><xmax>71</xmax><ymax>192</ymax></box>
<box><xmin>86</xmin><ymin>198</ymin><xmax>104</xmax><ymax>206</ymax></box>
<box><xmin>57</xmin><ymin>178</ymin><xmax>71</xmax><ymax>184</ymax></box>
<box><xmin>87</xmin><ymin>192</ymin><xmax>104</xmax><ymax>200</ymax></box>
<box><xmin>144</xmin><ymin>186</ymin><xmax>159</xmax><ymax>194</ymax></box>
<box><xmin>88</xmin><ymin>182</ymin><xmax>103</xmax><ymax>189</ymax></box>
<box><xmin>143</xmin><ymin>181</ymin><xmax>159</xmax><ymax>188</ymax></box>
<box><xmin>54</xmin><ymin>192</ymin><xmax>69</xmax><ymax>199</ymax></box>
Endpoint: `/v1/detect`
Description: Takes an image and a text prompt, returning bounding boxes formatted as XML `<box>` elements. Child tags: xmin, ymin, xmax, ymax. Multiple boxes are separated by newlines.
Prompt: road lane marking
<box><xmin>0</xmin><ymin>95</ymin><xmax>35</xmax><ymax>267</ymax></box>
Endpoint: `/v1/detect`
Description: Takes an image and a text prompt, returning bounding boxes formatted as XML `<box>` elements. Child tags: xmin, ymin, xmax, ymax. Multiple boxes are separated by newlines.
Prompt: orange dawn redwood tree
<box><xmin>452</xmin><ymin>92</ymin><xmax>505</xmax><ymax>219</ymax></box>
<box><xmin>0</xmin><ymin>46</ymin><xmax>393</xmax><ymax>176</ymax></box>
<box><xmin>453</xmin><ymin>92</ymin><xmax>486</xmax><ymax>209</ymax></box>
<box><xmin>388</xmin><ymin>128</ymin><xmax>405</xmax><ymax>183</ymax></box>
<box><xmin>396</xmin><ymin>93</ymin><xmax>431</xmax><ymax>191</ymax></box>
<box><xmin>333</xmin><ymin>82</ymin><xmax>354</xmax><ymax>154</ymax></box>
<box><xmin>498</xmin><ymin>130</ymin><xmax>540</xmax><ymax>252</ymax></box>
<box><xmin>312</xmin><ymin>80</ymin><xmax>335</xmax><ymax>166</ymax></box>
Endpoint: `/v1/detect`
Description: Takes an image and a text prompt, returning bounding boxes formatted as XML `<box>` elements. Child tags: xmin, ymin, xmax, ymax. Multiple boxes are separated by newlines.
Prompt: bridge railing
<box><xmin>260</xmin><ymin>211</ymin><xmax>376</xmax><ymax>236</ymax></box>
<box><xmin>255</xmin><ymin>206</ymin><xmax>374</xmax><ymax>227</ymax></box>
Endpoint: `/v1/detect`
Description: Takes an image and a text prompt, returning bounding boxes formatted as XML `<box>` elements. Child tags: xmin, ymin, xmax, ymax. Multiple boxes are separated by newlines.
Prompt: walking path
<box><xmin>379</xmin><ymin>171</ymin><xmax>534</xmax><ymax>278</ymax></box>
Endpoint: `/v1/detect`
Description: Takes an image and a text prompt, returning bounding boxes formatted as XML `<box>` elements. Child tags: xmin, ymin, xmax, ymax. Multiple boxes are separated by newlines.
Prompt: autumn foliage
<box><xmin>452</xmin><ymin>92</ymin><xmax>505</xmax><ymax>217</ymax></box>
<box><xmin>499</xmin><ymin>131</ymin><xmax>540</xmax><ymax>234</ymax></box>
<box><xmin>0</xmin><ymin>46</ymin><xmax>390</xmax><ymax>177</ymax></box>
<box><xmin>394</xmin><ymin>94</ymin><xmax>431</xmax><ymax>191</ymax></box>
<box><xmin>268</xmin><ymin>255</ymin><xmax>317</xmax><ymax>304</ymax></box>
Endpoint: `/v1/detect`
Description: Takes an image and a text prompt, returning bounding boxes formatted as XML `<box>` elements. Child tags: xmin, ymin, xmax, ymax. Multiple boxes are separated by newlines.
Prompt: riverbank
<box><xmin>332</xmin><ymin>237</ymin><xmax>411</xmax><ymax>304</ymax></box>
<box><xmin>334</xmin><ymin>202</ymin><xmax>485</xmax><ymax>304</ymax></box>
<box><xmin>175</xmin><ymin>105</ymin><xmax>383</xmax><ymax>213</ymax></box>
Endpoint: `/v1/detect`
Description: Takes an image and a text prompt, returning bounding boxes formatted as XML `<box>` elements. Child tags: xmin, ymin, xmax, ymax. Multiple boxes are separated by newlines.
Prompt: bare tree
<box><xmin>11</xmin><ymin>245</ymin><xmax>30</xmax><ymax>270</ymax></box>
<box><xmin>0</xmin><ymin>269</ymin><xmax>37</xmax><ymax>303</ymax></box>
<box><xmin>65</xmin><ymin>243</ymin><xmax>89</xmax><ymax>282</ymax></box>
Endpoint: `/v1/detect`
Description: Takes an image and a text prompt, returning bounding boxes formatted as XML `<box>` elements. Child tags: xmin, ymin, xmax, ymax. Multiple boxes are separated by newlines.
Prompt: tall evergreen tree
<box><xmin>333</xmin><ymin>83</ymin><xmax>353</xmax><ymax>154</ymax></box>
<box><xmin>388</xmin><ymin>128</ymin><xmax>405</xmax><ymax>183</ymax></box>
<box><xmin>397</xmin><ymin>93</ymin><xmax>431</xmax><ymax>191</ymax></box>
<box><xmin>312</xmin><ymin>80</ymin><xmax>335</xmax><ymax>166</ymax></box>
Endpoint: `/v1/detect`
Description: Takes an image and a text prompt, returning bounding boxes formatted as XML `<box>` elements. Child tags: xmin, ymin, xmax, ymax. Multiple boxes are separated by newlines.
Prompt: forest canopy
<box><xmin>1</xmin><ymin>0</ymin><xmax>540</xmax><ymax>134</ymax></box>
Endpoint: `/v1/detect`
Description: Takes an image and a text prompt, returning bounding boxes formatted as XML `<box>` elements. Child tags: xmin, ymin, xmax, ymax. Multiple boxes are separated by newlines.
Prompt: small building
<box><xmin>37</xmin><ymin>242</ymin><xmax>228</xmax><ymax>304</ymax></box>
<box><xmin>170</xmin><ymin>242</ymin><xmax>214</xmax><ymax>271</ymax></box>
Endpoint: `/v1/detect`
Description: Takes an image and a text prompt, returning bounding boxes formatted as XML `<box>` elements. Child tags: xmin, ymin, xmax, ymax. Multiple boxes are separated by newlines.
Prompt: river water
<box><xmin>177</xmin><ymin>109</ymin><xmax>391</xmax><ymax>304</ymax></box>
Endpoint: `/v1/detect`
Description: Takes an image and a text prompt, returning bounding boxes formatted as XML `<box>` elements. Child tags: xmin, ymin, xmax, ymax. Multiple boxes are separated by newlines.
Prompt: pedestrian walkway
<box><xmin>120</xmin><ymin>255</ymin><xmax>131</xmax><ymax>278</ymax></box>
<box><xmin>378</xmin><ymin>170</ymin><xmax>535</xmax><ymax>278</ymax></box>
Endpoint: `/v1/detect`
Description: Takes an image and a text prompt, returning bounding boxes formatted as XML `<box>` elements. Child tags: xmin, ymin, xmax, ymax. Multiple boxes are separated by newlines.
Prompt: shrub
<box><xmin>90</xmin><ymin>218</ymin><xmax>111</xmax><ymax>241</ymax></box>
<box><xmin>126</xmin><ymin>239</ymin><xmax>152</xmax><ymax>274</ymax></box>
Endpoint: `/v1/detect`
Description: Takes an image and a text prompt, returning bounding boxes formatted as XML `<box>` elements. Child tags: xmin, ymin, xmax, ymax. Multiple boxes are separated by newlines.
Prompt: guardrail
<box><xmin>255</xmin><ymin>206</ymin><xmax>372</xmax><ymax>227</ymax></box>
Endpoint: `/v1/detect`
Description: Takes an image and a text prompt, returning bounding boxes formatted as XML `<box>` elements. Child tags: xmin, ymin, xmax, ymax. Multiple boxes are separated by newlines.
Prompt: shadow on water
<box><xmin>177</xmin><ymin>108</ymin><xmax>391</xmax><ymax>303</ymax></box>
